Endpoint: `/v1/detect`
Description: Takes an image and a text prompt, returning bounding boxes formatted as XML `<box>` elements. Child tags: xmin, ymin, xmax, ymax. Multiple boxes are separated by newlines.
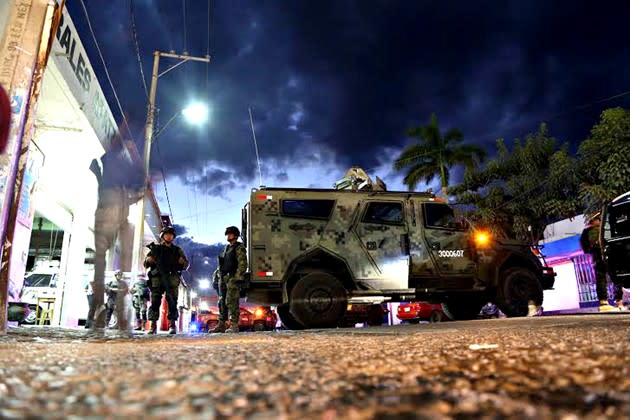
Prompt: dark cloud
<box><xmin>69</xmin><ymin>0</ymin><xmax>630</xmax><ymax>195</ymax></box>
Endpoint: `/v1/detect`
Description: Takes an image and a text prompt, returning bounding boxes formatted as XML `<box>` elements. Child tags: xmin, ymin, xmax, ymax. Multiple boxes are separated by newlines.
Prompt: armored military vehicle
<box><xmin>242</xmin><ymin>168</ymin><xmax>555</xmax><ymax>329</ymax></box>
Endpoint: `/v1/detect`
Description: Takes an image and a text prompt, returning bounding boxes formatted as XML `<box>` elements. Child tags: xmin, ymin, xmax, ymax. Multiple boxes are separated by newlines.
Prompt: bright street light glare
<box><xmin>190</xmin><ymin>291</ymin><xmax>198</xmax><ymax>299</ymax></box>
<box><xmin>199</xmin><ymin>279</ymin><xmax>210</xmax><ymax>289</ymax></box>
<box><xmin>182</xmin><ymin>102</ymin><xmax>208</xmax><ymax>125</ymax></box>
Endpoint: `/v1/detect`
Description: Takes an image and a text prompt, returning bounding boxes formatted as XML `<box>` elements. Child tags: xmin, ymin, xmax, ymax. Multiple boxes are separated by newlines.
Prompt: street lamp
<box><xmin>131</xmin><ymin>50</ymin><xmax>211</xmax><ymax>275</ymax></box>
<box><xmin>182</xmin><ymin>102</ymin><xmax>209</xmax><ymax>125</ymax></box>
<box><xmin>199</xmin><ymin>279</ymin><xmax>210</xmax><ymax>290</ymax></box>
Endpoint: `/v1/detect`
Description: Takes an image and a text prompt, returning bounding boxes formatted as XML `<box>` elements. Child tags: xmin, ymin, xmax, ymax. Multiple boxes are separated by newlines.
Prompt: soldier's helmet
<box><xmin>585</xmin><ymin>212</ymin><xmax>601</xmax><ymax>227</ymax></box>
<box><xmin>160</xmin><ymin>226</ymin><xmax>176</xmax><ymax>239</ymax></box>
<box><xmin>225</xmin><ymin>226</ymin><xmax>240</xmax><ymax>237</ymax></box>
<box><xmin>114</xmin><ymin>270</ymin><xmax>123</xmax><ymax>277</ymax></box>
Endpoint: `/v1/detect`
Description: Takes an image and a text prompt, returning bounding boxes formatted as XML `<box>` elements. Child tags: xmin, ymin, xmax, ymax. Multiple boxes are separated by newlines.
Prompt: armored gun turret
<box><xmin>333</xmin><ymin>167</ymin><xmax>387</xmax><ymax>192</ymax></box>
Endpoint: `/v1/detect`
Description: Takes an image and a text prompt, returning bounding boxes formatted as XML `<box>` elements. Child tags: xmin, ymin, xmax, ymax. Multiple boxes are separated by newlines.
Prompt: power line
<box><xmin>129</xmin><ymin>0</ymin><xmax>149</xmax><ymax>100</ymax></box>
<box><xmin>154</xmin><ymin>108</ymin><xmax>175</xmax><ymax>221</ymax></box>
<box><xmin>78</xmin><ymin>0</ymin><xmax>135</xmax><ymax>143</ymax></box>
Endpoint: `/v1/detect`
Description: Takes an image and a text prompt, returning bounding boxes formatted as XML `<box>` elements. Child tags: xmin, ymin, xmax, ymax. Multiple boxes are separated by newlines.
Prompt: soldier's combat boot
<box><xmin>147</xmin><ymin>321</ymin><xmax>157</xmax><ymax>335</ymax></box>
<box><xmin>226</xmin><ymin>321</ymin><xmax>239</xmax><ymax>334</ymax></box>
<box><xmin>210</xmin><ymin>320</ymin><xmax>226</xmax><ymax>333</ymax></box>
<box><xmin>134</xmin><ymin>319</ymin><xmax>143</xmax><ymax>331</ymax></box>
<box><xmin>168</xmin><ymin>320</ymin><xmax>177</xmax><ymax>335</ymax></box>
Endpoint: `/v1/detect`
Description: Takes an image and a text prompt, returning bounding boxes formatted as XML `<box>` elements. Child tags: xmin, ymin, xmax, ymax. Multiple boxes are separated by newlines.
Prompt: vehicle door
<box><xmin>420</xmin><ymin>202</ymin><xmax>476</xmax><ymax>278</ymax></box>
<box><xmin>353</xmin><ymin>200</ymin><xmax>409</xmax><ymax>289</ymax></box>
<box><xmin>602</xmin><ymin>199</ymin><xmax>630</xmax><ymax>284</ymax></box>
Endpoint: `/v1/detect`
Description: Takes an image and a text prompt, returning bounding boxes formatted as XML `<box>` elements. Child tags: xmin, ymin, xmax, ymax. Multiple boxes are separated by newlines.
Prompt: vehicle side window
<box><xmin>362</xmin><ymin>202</ymin><xmax>404</xmax><ymax>225</ymax></box>
<box><xmin>423</xmin><ymin>203</ymin><xmax>462</xmax><ymax>230</ymax></box>
<box><xmin>23</xmin><ymin>274</ymin><xmax>53</xmax><ymax>287</ymax></box>
<box><xmin>281</xmin><ymin>199</ymin><xmax>335</xmax><ymax>220</ymax></box>
<box><xmin>611</xmin><ymin>203</ymin><xmax>630</xmax><ymax>237</ymax></box>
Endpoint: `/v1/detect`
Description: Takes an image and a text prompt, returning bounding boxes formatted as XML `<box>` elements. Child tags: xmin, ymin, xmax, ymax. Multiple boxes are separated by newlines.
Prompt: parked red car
<box><xmin>397</xmin><ymin>302</ymin><xmax>447</xmax><ymax>323</ymax></box>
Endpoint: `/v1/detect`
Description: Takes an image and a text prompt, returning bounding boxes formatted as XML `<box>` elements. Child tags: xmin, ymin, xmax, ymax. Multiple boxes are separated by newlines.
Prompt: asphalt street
<box><xmin>0</xmin><ymin>314</ymin><xmax>628</xmax><ymax>419</ymax></box>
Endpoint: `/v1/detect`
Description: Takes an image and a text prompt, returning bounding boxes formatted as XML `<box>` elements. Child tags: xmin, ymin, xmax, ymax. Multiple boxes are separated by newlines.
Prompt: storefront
<box><xmin>0</xmin><ymin>2</ymin><xmax>164</xmax><ymax>329</ymax></box>
<box><xmin>539</xmin><ymin>215</ymin><xmax>600</xmax><ymax>313</ymax></box>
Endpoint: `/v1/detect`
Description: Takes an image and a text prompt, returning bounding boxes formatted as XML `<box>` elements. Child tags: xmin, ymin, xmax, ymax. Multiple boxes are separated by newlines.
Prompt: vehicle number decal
<box><xmin>438</xmin><ymin>250</ymin><xmax>464</xmax><ymax>258</ymax></box>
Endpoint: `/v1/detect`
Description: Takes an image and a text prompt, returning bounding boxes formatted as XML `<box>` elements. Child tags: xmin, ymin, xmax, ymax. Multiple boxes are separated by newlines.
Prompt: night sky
<box><xmin>67</xmin><ymin>1</ymin><xmax>630</xmax><ymax>244</ymax></box>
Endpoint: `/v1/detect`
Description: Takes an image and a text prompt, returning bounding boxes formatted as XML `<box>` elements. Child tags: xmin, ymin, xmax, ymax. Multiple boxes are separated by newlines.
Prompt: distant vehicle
<box><xmin>242</xmin><ymin>167</ymin><xmax>556</xmax><ymax>329</ymax></box>
<box><xmin>19</xmin><ymin>261</ymin><xmax>60</xmax><ymax>324</ymax></box>
<box><xmin>251</xmin><ymin>306</ymin><xmax>278</xmax><ymax>331</ymax></box>
<box><xmin>397</xmin><ymin>302</ymin><xmax>446</xmax><ymax>323</ymax></box>
<box><xmin>339</xmin><ymin>303</ymin><xmax>388</xmax><ymax>327</ymax></box>
<box><xmin>195</xmin><ymin>306</ymin><xmax>272</xmax><ymax>332</ymax></box>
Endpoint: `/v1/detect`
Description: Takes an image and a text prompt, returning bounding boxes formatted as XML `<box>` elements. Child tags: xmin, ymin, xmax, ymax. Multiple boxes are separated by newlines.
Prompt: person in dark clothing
<box><xmin>580</xmin><ymin>215</ymin><xmax>617</xmax><ymax>312</ymax></box>
<box><xmin>144</xmin><ymin>226</ymin><xmax>189</xmax><ymax>334</ymax></box>
<box><xmin>87</xmin><ymin>134</ymin><xmax>144</xmax><ymax>330</ymax></box>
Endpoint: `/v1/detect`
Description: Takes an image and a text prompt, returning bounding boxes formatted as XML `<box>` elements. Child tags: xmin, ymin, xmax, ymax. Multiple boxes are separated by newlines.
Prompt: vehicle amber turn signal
<box><xmin>474</xmin><ymin>231</ymin><xmax>491</xmax><ymax>247</ymax></box>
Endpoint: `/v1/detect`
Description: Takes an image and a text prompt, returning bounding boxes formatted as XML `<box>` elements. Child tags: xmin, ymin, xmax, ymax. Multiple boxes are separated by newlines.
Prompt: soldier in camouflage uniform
<box><xmin>105</xmin><ymin>271</ymin><xmax>123</xmax><ymax>327</ymax></box>
<box><xmin>144</xmin><ymin>226</ymin><xmax>189</xmax><ymax>334</ymax></box>
<box><xmin>210</xmin><ymin>226</ymin><xmax>247</xmax><ymax>333</ymax></box>
<box><xmin>130</xmin><ymin>274</ymin><xmax>150</xmax><ymax>330</ymax></box>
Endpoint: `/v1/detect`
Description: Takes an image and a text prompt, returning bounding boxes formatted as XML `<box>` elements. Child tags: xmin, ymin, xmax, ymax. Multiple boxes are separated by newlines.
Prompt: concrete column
<box><xmin>56</xmin><ymin>208</ymin><xmax>90</xmax><ymax>327</ymax></box>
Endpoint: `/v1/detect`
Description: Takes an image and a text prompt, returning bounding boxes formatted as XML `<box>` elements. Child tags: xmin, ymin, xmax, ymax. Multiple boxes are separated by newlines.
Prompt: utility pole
<box><xmin>131</xmin><ymin>51</ymin><xmax>210</xmax><ymax>276</ymax></box>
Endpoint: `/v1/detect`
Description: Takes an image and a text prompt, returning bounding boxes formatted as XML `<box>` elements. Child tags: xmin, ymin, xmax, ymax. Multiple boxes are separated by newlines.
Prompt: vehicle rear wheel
<box><xmin>206</xmin><ymin>320</ymin><xmax>218</xmax><ymax>332</ymax></box>
<box><xmin>277</xmin><ymin>303</ymin><xmax>305</xmax><ymax>330</ymax></box>
<box><xmin>429</xmin><ymin>311</ymin><xmax>443</xmax><ymax>323</ymax></box>
<box><xmin>442</xmin><ymin>296</ymin><xmax>485</xmax><ymax>320</ymax></box>
<box><xmin>289</xmin><ymin>272</ymin><xmax>347</xmax><ymax>329</ymax></box>
<box><xmin>497</xmin><ymin>267</ymin><xmax>543</xmax><ymax>317</ymax></box>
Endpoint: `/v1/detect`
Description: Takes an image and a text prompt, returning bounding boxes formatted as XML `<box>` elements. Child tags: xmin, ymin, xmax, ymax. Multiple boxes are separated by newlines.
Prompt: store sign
<box><xmin>51</xmin><ymin>8</ymin><xmax>117</xmax><ymax>143</ymax></box>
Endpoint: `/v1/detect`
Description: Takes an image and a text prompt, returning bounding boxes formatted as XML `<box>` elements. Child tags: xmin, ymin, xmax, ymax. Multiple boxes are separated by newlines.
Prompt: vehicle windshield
<box><xmin>23</xmin><ymin>273</ymin><xmax>54</xmax><ymax>288</ymax></box>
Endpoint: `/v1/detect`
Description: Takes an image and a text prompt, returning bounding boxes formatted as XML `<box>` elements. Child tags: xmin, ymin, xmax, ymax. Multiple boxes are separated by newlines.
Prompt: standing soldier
<box><xmin>580</xmin><ymin>214</ymin><xmax>617</xmax><ymax>312</ymax></box>
<box><xmin>210</xmin><ymin>226</ymin><xmax>247</xmax><ymax>333</ymax></box>
<box><xmin>144</xmin><ymin>226</ymin><xmax>189</xmax><ymax>334</ymax></box>
<box><xmin>105</xmin><ymin>271</ymin><xmax>123</xmax><ymax>328</ymax></box>
<box><xmin>131</xmin><ymin>274</ymin><xmax>150</xmax><ymax>331</ymax></box>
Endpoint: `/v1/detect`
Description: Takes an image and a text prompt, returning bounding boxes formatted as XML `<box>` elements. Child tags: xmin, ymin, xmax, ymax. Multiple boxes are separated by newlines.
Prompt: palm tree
<box><xmin>393</xmin><ymin>114</ymin><xmax>486</xmax><ymax>195</ymax></box>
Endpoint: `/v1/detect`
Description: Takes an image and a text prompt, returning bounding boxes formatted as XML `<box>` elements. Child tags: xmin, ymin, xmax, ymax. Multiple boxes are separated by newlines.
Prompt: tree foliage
<box><xmin>452</xmin><ymin>124</ymin><xmax>581</xmax><ymax>242</ymax></box>
<box><xmin>578</xmin><ymin>107</ymin><xmax>630</xmax><ymax>214</ymax></box>
<box><xmin>393</xmin><ymin>114</ymin><xmax>486</xmax><ymax>194</ymax></box>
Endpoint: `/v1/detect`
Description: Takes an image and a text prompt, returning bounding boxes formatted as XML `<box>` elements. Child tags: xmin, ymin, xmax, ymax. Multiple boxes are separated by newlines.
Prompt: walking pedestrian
<box><xmin>144</xmin><ymin>226</ymin><xmax>189</xmax><ymax>334</ymax></box>
<box><xmin>84</xmin><ymin>278</ymin><xmax>94</xmax><ymax>329</ymax></box>
<box><xmin>88</xmin><ymin>131</ymin><xmax>144</xmax><ymax>330</ymax></box>
<box><xmin>131</xmin><ymin>274</ymin><xmax>150</xmax><ymax>330</ymax></box>
<box><xmin>210</xmin><ymin>226</ymin><xmax>247</xmax><ymax>334</ymax></box>
<box><xmin>105</xmin><ymin>270</ymin><xmax>123</xmax><ymax>327</ymax></box>
<box><xmin>580</xmin><ymin>214</ymin><xmax>617</xmax><ymax>312</ymax></box>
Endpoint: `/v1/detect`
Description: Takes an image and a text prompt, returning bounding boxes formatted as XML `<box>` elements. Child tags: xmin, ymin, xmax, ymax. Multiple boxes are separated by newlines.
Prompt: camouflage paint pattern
<box><xmin>247</xmin><ymin>189</ymin><xmax>483</xmax><ymax>297</ymax></box>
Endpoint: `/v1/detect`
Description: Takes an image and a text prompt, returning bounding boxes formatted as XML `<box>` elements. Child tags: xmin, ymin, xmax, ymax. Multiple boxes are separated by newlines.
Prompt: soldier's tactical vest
<box><xmin>220</xmin><ymin>243</ymin><xmax>243</xmax><ymax>277</ymax></box>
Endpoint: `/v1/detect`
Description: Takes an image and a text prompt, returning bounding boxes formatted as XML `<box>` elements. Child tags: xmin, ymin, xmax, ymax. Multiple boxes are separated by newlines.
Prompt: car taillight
<box><xmin>542</xmin><ymin>267</ymin><xmax>555</xmax><ymax>276</ymax></box>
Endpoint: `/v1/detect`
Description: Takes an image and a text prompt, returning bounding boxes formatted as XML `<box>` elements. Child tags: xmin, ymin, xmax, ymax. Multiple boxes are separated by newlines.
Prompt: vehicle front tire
<box><xmin>497</xmin><ymin>267</ymin><xmax>543</xmax><ymax>317</ymax></box>
<box><xmin>277</xmin><ymin>303</ymin><xmax>305</xmax><ymax>330</ymax></box>
<box><xmin>289</xmin><ymin>272</ymin><xmax>347</xmax><ymax>329</ymax></box>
